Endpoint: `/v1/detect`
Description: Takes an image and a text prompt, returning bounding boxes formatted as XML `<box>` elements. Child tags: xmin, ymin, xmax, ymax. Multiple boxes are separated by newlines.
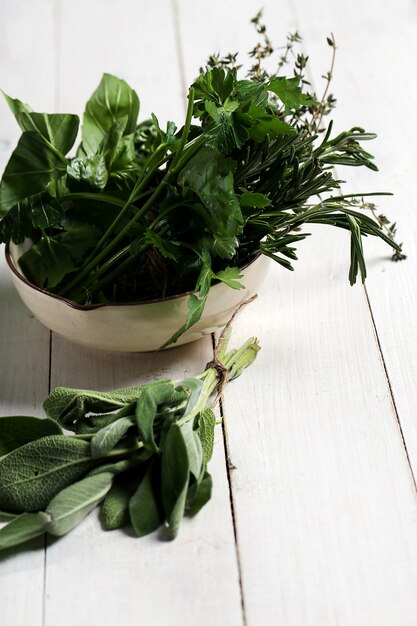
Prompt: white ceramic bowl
<box><xmin>6</xmin><ymin>242</ymin><xmax>270</xmax><ymax>352</ymax></box>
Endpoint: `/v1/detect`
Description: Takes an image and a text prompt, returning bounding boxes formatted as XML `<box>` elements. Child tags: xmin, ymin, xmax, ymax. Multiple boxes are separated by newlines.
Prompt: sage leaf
<box><xmin>129</xmin><ymin>459</ymin><xmax>164</xmax><ymax>537</ymax></box>
<box><xmin>135</xmin><ymin>381</ymin><xmax>175</xmax><ymax>451</ymax></box>
<box><xmin>180</xmin><ymin>420</ymin><xmax>204</xmax><ymax>480</ymax></box>
<box><xmin>161</xmin><ymin>424</ymin><xmax>189</xmax><ymax>539</ymax></box>
<box><xmin>44</xmin><ymin>385</ymin><xmax>144</xmax><ymax>427</ymax></box>
<box><xmin>0</xmin><ymin>436</ymin><xmax>94</xmax><ymax>512</ymax></box>
<box><xmin>102</xmin><ymin>472</ymin><xmax>142</xmax><ymax>530</ymax></box>
<box><xmin>0</xmin><ymin>415</ymin><xmax>62</xmax><ymax>456</ymax></box>
<box><xmin>176</xmin><ymin>377</ymin><xmax>204</xmax><ymax>417</ymax></box>
<box><xmin>81</xmin><ymin>74</ymin><xmax>140</xmax><ymax>156</ymax></box>
<box><xmin>186</xmin><ymin>471</ymin><xmax>213</xmax><ymax>517</ymax></box>
<box><xmin>197</xmin><ymin>408</ymin><xmax>216</xmax><ymax>464</ymax></box>
<box><xmin>90</xmin><ymin>417</ymin><xmax>133</xmax><ymax>459</ymax></box>
<box><xmin>46</xmin><ymin>472</ymin><xmax>113</xmax><ymax>536</ymax></box>
<box><xmin>0</xmin><ymin>512</ymin><xmax>50</xmax><ymax>550</ymax></box>
<box><xmin>87</xmin><ymin>451</ymin><xmax>150</xmax><ymax>477</ymax></box>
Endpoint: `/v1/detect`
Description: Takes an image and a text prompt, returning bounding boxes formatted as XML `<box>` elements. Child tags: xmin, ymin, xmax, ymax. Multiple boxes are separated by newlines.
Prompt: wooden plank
<box><xmin>222</xmin><ymin>228</ymin><xmax>417</xmax><ymax>626</ymax></box>
<box><xmin>44</xmin><ymin>2</ymin><xmax>243</xmax><ymax>624</ymax></box>
<box><xmin>0</xmin><ymin>2</ymin><xmax>55</xmax><ymax>624</ymax></box>
<box><xmin>177</xmin><ymin>0</ymin><xmax>417</xmax><ymax>623</ymax></box>
<box><xmin>45</xmin><ymin>339</ymin><xmax>243</xmax><ymax>626</ymax></box>
<box><xmin>291</xmin><ymin>0</ymin><xmax>417</xmax><ymax>481</ymax></box>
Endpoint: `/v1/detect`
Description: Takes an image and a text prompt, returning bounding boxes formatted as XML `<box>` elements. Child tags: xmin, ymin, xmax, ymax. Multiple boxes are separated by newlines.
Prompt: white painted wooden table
<box><xmin>1</xmin><ymin>1</ymin><xmax>417</xmax><ymax>624</ymax></box>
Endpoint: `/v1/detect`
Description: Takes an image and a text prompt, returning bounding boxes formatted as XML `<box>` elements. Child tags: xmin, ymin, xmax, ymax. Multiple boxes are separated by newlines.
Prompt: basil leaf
<box><xmin>0</xmin><ymin>512</ymin><xmax>49</xmax><ymax>550</ymax></box>
<box><xmin>129</xmin><ymin>459</ymin><xmax>164</xmax><ymax>537</ymax></box>
<box><xmin>161</xmin><ymin>424</ymin><xmax>189</xmax><ymax>539</ymax></box>
<box><xmin>0</xmin><ymin>132</ymin><xmax>67</xmax><ymax>213</ymax></box>
<box><xmin>18</xmin><ymin>227</ymin><xmax>99</xmax><ymax>289</ymax></box>
<box><xmin>0</xmin><ymin>415</ymin><xmax>63</xmax><ymax>456</ymax></box>
<box><xmin>67</xmin><ymin>154</ymin><xmax>108</xmax><ymax>190</ymax></box>
<box><xmin>81</xmin><ymin>74</ymin><xmax>140</xmax><ymax>156</ymax></box>
<box><xmin>0</xmin><ymin>436</ymin><xmax>94</xmax><ymax>512</ymax></box>
<box><xmin>3</xmin><ymin>92</ymin><xmax>79</xmax><ymax>155</ymax></box>
<box><xmin>31</xmin><ymin>196</ymin><xmax>65</xmax><ymax>229</ymax></box>
<box><xmin>0</xmin><ymin>198</ymin><xmax>33</xmax><ymax>243</ymax></box>
<box><xmin>46</xmin><ymin>472</ymin><xmax>113</xmax><ymax>536</ymax></box>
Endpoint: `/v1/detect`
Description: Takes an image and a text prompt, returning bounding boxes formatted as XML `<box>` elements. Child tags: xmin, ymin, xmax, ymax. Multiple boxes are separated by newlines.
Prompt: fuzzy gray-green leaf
<box><xmin>102</xmin><ymin>473</ymin><xmax>141</xmax><ymax>530</ymax></box>
<box><xmin>129</xmin><ymin>460</ymin><xmax>164</xmax><ymax>537</ymax></box>
<box><xmin>161</xmin><ymin>424</ymin><xmax>189</xmax><ymax>540</ymax></box>
<box><xmin>44</xmin><ymin>385</ymin><xmax>144</xmax><ymax>427</ymax></box>
<box><xmin>198</xmin><ymin>408</ymin><xmax>216</xmax><ymax>464</ymax></box>
<box><xmin>0</xmin><ymin>436</ymin><xmax>94</xmax><ymax>512</ymax></box>
<box><xmin>90</xmin><ymin>417</ymin><xmax>133</xmax><ymax>459</ymax></box>
<box><xmin>0</xmin><ymin>512</ymin><xmax>50</xmax><ymax>550</ymax></box>
<box><xmin>46</xmin><ymin>472</ymin><xmax>113</xmax><ymax>536</ymax></box>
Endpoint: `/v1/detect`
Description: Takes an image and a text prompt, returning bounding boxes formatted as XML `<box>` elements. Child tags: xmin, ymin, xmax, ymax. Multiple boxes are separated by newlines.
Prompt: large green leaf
<box><xmin>0</xmin><ymin>436</ymin><xmax>94</xmax><ymax>512</ymax></box>
<box><xmin>0</xmin><ymin>132</ymin><xmax>67</xmax><ymax>213</ymax></box>
<box><xmin>81</xmin><ymin>74</ymin><xmax>140</xmax><ymax>155</ymax></box>
<box><xmin>67</xmin><ymin>154</ymin><xmax>108</xmax><ymax>189</ymax></box>
<box><xmin>18</xmin><ymin>225</ymin><xmax>99</xmax><ymax>289</ymax></box>
<box><xmin>3</xmin><ymin>92</ymin><xmax>79</xmax><ymax>155</ymax></box>
<box><xmin>178</xmin><ymin>146</ymin><xmax>243</xmax><ymax>258</ymax></box>
<box><xmin>0</xmin><ymin>198</ymin><xmax>32</xmax><ymax>243</ymax></box>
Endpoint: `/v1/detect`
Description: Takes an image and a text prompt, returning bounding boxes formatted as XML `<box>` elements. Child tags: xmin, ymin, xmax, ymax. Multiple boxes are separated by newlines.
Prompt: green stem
<box><xmin>59</xmin><ymin>89</ymin><xmax>197</xmax><ymax>300</ymax></box>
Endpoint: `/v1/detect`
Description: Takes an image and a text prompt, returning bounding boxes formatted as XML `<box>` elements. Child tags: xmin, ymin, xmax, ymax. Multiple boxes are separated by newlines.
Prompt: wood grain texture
<box><xmin>45</xmin><ymin>338</ymin><xmax>243</xmax><ymax>626</ymax></box>
<box><xmin>291</xmin><ymin>0</ymin><xmax>417</xmax><ymax>485</ymax></box>
<box><xmin>222</xmin><ymin>228</ymin><xmax>417</xmax><ymax>626</ymax></box>
<box><xmin>0</xmin><ymin>2</ymin><xmax>55</xmax><ymax>624</ymax></box>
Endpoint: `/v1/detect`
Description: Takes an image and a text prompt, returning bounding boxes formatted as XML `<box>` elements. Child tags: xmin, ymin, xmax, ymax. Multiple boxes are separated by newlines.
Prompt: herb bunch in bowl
<box><xmin>0</xmin><ymin>13</ymin><xmax>404</xmax><ymax>347</ymax></box>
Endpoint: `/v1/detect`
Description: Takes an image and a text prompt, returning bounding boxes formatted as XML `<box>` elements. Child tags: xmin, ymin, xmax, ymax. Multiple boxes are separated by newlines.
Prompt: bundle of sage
<box><xmin>0</xmin><ymin>330</ymin><xmax>259</xmax><ymax>551</ymax></box>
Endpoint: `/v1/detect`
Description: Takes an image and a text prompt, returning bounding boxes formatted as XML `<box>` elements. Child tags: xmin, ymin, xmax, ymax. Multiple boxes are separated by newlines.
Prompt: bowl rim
<box><xmin>5</xmin><ymin>241</ymin><xmax>262</xmax><ymax>311</ymax></box>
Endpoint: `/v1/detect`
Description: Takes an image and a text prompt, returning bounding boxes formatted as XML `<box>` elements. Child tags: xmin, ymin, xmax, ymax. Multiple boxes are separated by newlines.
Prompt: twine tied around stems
<box><xmin>205</xmin><ymin>294</ymin><xmax>258</xmax><ymax>405</ymax></box>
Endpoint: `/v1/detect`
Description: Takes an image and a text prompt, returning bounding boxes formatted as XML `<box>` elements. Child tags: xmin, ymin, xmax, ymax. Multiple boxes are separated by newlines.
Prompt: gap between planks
<box><xmin>211</xmin><ymin>333</ymin><xmax>248</xmax><ymax>626</ymax></box>
<box><xmin>363</xmin><ymin>286</ymin><xmax>417</xmax><ymax>493</ymax></box>
<box><xmin>287</xmin><ymin>0</ymin><xmax>417</xmax><ymax>501</ymax></box>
